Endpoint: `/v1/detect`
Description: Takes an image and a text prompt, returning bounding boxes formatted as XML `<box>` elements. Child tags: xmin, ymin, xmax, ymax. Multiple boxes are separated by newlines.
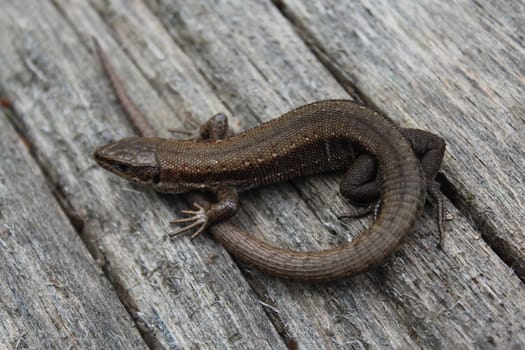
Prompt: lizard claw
<box><xmin>169</xmin><ymin>203</ymin><xmax>209</xmax><ymax>240</ymax></box>
<box><xmin>339</xmin><ymin>200</ymin><xmax>381</xmax><ymax>221</ymax></box>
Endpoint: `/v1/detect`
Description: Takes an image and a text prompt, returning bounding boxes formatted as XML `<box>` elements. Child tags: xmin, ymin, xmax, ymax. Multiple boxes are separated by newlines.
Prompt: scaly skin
<box><xmin>94</xmin><ymin>41</ymin><xmax>445</xmax><ymax>282</ymax></box>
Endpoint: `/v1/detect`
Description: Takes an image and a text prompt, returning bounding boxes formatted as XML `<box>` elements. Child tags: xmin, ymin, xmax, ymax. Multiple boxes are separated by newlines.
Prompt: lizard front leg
<box><xmin>169</xmin><ymin>112</ymin><xmax>239</xmax><ymax>239</ymax></box>
<box><xmin>170</xmin><ymin>186</ymin><xmax>240</xmax><ymax>239</ymax></box>
<box><xmin>169</xmin><ymin>112</ymin><xmax>231</xmax><ymax>140</ymax></box>
<box><xmin>199</xmin><ymin>112</ymin><xmax>230</xmax><ymax>141</ymax></box>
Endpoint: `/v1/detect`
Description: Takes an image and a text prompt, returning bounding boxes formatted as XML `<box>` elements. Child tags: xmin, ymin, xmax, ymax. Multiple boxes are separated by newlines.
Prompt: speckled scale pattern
<box><xmin>155</xmin><ymin>100</ymin><xmax>427</xmax><ymax>280</ymax></box>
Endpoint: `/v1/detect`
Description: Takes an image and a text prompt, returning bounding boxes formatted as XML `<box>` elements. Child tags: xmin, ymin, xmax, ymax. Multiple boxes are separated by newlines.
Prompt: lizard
<box><xmin>93</xmin><ymin>41</ymin><xmax>446</xmax><ymax>282</ymax></box>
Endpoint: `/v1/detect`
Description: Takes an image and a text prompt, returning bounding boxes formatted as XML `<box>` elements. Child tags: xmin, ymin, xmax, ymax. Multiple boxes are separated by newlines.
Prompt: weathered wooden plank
<box><xmin>1</xmin><ymin>0</ymin><xmax>524</xmax><ymax>349</ymax></box>
<box><xmin>80</xmin><ymin>2</ymin><xmax>523</xmax><ymax>347</ymax></box>
<box><xmin>279</xmin><ymin>0</ymin><xmax>525</xmax><ymax>277</ymax></box>
<box><xmin>79</xmin><ymin>0</ymin><xmax>426</xmax><ymax>348</ymax></box>
<box><xmin>77</xmin><ymin>0</ymin><xmax>524</xmax><ymax>348</ymax></box>
<box><xmin>0</xmin><ymin>110</ymin><xmax>146</xmax><ymax>348</ymax></box>
<box><xmin>0</xmin><ymin>1</ymin><xmax>286</xmax><ymax>349</ymax></box>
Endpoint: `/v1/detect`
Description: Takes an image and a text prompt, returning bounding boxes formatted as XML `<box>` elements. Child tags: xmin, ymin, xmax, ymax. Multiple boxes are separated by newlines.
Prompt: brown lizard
<box><xmin>93</xmin><ymin>41</ymin><xmax>445</xmax><ymax>282</ymax></box>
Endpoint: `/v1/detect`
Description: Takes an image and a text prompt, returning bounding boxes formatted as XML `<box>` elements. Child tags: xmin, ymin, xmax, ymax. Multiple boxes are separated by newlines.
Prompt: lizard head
<box><xmin>94</xmin><ymin>136</ymin><xmax>163</xmax><ymax>186</ymax></box>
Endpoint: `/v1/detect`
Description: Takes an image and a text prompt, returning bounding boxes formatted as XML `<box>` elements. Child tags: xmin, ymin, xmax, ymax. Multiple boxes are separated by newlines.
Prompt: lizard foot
<box><xmin>427</xmin><ymin>180</ymin><xmax>445</xmax><ymax>249</ymax></box>
<box><xmin>338</xmin><ymin>200</ymin><xmax>381</xmax><ymax>221</ymax></box>
<box><xmin>169</xmin><ymin>203</ymin><xmax>209</xmax><ymax>240</ymax></box>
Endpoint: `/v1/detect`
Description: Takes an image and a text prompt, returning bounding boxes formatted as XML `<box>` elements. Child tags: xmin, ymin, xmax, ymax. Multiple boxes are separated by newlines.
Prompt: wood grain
<box><xmin>0</xmin><ymin>0</ymin><xmax>523</xmax><ymax>349</ymax></box>
<box><xmin>0</xmin><ymin>1</ymin><xmax>285</xmax><ymax>349</ymax></box>
<box><xmin>0</xmin><ymin>109</ymin><xmax>146</xmax><ymax>348</ymax></box>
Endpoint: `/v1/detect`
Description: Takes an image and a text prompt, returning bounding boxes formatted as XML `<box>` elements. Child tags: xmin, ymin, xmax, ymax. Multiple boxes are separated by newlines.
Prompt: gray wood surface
<box><xmin>0</xmin><ymin>0</ymin><xmax>523</xmax><ymax>349</ymax></box>
<box><xmin>0</xmin><ymin>110</ymin><xmax>147</xmax><ymax>348</ymax></box>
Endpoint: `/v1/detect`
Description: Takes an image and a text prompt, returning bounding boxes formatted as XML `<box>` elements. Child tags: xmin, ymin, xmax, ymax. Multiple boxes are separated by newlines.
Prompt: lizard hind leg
<box><xmin>427</xmin><ymin>180</ymin><xmax>446</xmax><ymax>248</ymax></box>
<box><xmin>338</xmin><ymin>153</ymin><xmax>381</xmax><ymax>220</ymax></box>
<box><xmin>338</xmin><ymin>200</ymin><xmax>381</xmax><ymax>221</ymax></box>
<box><xmin>401</xmin><ymin>129</ymin><xmax>446</xmax><ymax>246</ymax></box>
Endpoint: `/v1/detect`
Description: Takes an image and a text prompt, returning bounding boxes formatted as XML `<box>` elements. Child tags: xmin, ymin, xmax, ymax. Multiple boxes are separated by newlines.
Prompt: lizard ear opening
<box><xmin>153</xmin><ymin>172</ymin><xmax>160</xmax><ymax>184</ymax></box>
<box><xmin>133</xmin><ymin>166</ymin><xmax>161</xmax><ymax>185</ymax></box>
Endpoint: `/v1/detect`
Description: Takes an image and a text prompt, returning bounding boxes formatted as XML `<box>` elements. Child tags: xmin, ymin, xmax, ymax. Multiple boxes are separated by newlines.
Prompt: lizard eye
<box><xmin>112</xmin><ymin>163</ymin><xmax>129</xmax><ymax>174</ymax></box>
